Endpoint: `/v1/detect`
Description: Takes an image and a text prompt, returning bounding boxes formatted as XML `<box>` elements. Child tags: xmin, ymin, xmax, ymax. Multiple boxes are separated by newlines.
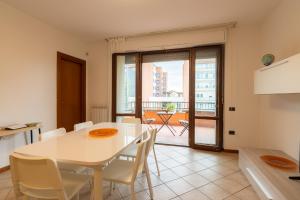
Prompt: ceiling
<box><xmin>2</xmin><ymin>0</ymin><xmax>281</xmax><ymax>42</ymax></box>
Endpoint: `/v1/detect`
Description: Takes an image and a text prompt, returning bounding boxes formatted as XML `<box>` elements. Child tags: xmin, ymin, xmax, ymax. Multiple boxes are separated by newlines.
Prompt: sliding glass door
<box><xmin>189</xmin><ymin>46</ymin><xmax>224</xmax><ymax>150</ymax></box>
<box><xmin>112</xmin><ymin>45</ymin><xmax>224</xmax><ymax>151</ymax></box>
<box><xmin>141</xmin><ymin>51</ymin><xmax>190</xmax><ymax>146</ymax></box>
<box><xmin>112</xmin><ymin>53</ymin><xmax>140</xmax><ymax>122</ymax></box>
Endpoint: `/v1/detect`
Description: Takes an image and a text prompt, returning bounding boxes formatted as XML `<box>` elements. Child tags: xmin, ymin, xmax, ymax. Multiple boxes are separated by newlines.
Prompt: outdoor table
<box><xmin>156</xmin><ymin>111</ymin><xmax>176</xmax><ymax>135</ymax></box>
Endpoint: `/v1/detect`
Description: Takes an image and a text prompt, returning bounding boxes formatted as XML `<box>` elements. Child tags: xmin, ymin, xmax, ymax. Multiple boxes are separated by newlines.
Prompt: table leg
<box><xmin>38</xmin><ymin>128</ymin><xmax>42</xmax><ymax>141</ymax></box>
<box><xmin>93</xmin><ymin>166</ymin><xmax>103</xmax><ymax>200</ymax></box>
<box><xmin>24</xmin><ymin>132</ymin><xmax>28</xmax><ymax>145</ymax></box>
<box><xmin>30</xmin><ymin>130</ymin><xmax>33</xmax><ymax>144</ymax></box>
<box><xmin>163</xmin><ymin>115</ymin><xmax>176</xmax><ymax>136</ymax></box>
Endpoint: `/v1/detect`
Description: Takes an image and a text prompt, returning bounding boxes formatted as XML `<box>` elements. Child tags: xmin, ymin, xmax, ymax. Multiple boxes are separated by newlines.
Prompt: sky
<box><xmin>153</xmin><ymin>60</ymin><xmax>185</xmax><ymax>92</ymax></box>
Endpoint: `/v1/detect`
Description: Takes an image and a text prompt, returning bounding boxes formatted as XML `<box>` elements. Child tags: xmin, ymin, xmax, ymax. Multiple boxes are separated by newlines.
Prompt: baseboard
<box><xmin>223</xmin><ymin>149</ymin><xmax>239</xmax><ymax>153</ymax></box>
<box><xmin>0</xmin><ymin>165</ymin><xmax>10</xmax><ymax>173</ymax></box>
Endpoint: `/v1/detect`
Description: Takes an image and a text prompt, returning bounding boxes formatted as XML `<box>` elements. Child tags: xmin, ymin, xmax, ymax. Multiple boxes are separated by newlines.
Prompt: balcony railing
<box><xmin>125</xmin><ymin>101</ymin><xmax>216</xmax><ymax>112</ymax></box>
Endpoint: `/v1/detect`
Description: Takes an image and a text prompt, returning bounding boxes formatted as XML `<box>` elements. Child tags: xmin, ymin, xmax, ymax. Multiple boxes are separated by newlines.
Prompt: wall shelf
<box><xmin>254</xmin><ymin>53</ymin><xmax>300</xmax><ymax>94</ymax></box>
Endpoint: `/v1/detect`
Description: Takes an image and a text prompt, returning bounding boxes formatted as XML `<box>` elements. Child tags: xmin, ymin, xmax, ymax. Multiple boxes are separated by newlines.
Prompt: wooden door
<box><xmin>57</xmin><ymin>52</ymin><xmax>86</xmax><ymax>131</ymax></box>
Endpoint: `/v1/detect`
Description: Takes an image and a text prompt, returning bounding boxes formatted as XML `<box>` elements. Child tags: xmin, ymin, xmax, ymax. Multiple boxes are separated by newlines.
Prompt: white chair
<box><xmin>38</xmin><ymin>127</ymin><xmax>66</xmax><ymax>141</ymax></box>
<box><xmin>121</xmin><ymin>117</ymin><xmax>141</xmax><ymax>124</ymax></box>
<box><xmin>39</xmin><ymin>128</ymin><xmax>87</xmax><ymax>174</ymax></box>
<box><xmin>102</xmin><ymin>131</ymin><xmax>153</xmax><ymax>200</ymax></box>
<box><xmin>74</xmin><ymin>121</ymin><xmax>93</xmax><ymax>131</ymax></box>
<box><xmin>10</xmin><ymin>153</ymin><xmax>91</xmax><ymax>200</ymax></box>
<box><xmin>120</xmin><ymin>129</ymin><xmax>160</xmax><ymax>176</ymax></box>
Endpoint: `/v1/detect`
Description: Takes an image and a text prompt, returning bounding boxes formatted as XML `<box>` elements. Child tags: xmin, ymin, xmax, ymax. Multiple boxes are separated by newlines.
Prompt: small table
<box><xmin>156</xmin><ymin>111</ymin><xmax>176</xmax><ymax>135</ymax></box>
<box><xmin>0</xmin><ymin>123</ymin><xmax>42</xmax><ymax>144</ymax></box>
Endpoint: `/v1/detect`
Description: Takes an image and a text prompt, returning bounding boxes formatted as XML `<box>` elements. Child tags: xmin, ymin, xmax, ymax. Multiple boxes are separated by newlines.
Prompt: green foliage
<box><xmin>165</xmin><ymin>103</ymin><xmax>176</xmax><ymax>112</ymax></box>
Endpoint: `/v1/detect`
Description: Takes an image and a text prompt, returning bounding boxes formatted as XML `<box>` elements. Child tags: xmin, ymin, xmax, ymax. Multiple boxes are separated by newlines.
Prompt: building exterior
<box><xmin>195</xmin><ymin>58</ymin><xmax>216</xmax><ymax>102</ymax></box>
<box><xmin>152</xmin><ymin>66</ymin><xmax>167</xmax><ymax>97</ymax></box>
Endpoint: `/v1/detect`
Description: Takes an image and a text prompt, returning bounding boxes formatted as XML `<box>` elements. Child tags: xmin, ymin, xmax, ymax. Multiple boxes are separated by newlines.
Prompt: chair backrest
<box><xmin>131</xmin><ymin>131</ymin><xmax>150</xmax><ymax>181</ymax></box>
<box><xmin>74</xmin><ymin>121</ymin><xmax>93</xmax><ymax>131</ymax></box>
<box><xmin>10</xmin><ymin>153</ymin><xmax>66</xmax><ymax>199</ymax></box>
<box><xmin>39</xmin><ymin>128</ymin><xmax>66</xmax><ymax>141</ymax></box>
<box><xmin>121</xmin><ymin>117</ymin><xmax>141</xmax><ymax>124</ymax></box>
<box><xmin>145</xmin><ymin>129</ymin><xmax>157</xmax><ymax>156</ymax></box>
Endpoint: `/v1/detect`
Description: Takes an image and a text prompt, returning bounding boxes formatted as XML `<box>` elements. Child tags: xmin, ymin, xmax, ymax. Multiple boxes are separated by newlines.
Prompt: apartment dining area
<box><xmin>3</xmin><ymin>0</ymin><xmax>300</xmax><ymax>200</ymax></box>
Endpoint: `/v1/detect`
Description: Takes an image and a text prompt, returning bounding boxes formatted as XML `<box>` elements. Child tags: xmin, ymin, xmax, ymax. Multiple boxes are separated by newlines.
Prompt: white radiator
<box><xmin>90</xmin><ymin>106</ymin><xmax>108</xmax><ymax>123</ymax></box>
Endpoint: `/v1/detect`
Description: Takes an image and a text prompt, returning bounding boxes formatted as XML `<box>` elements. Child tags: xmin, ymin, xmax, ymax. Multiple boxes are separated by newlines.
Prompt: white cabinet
<box><xmin>254</xmin><ymin>53</ymin><xmax>300</xmax><ymax>94</ymax></box>
<box><xmin>239</xmin><ymin>148</ymin><xmax>300</xmax><ymax>200</ymax></box>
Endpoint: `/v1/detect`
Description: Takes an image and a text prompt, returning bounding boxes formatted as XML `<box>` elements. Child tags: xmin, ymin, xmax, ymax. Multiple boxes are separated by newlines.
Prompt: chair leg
<box><xmin>144</xmin><ymin>162</ymin><xmax>153</xmax><ymax>199</ymax></box>
<box><xmin>75</xmin><ymin>193</ymin><xmax>80</xmax><ymax>200</ymax></box>
<box><xmin>152</xmin><ymin>147</ymin><xmax>160</xmax><ymax>176</ymax></box>
<box><xmin>130</xmin><ymin>183</ymin><xmax>136</xmax><ymax>200</ymax></box>
<box><xmin>109</xmin><ymin>181</ymin><xmax>113</xmax><ymax>195</ymax></box>
<box><xmin>89</xmin><ymin>188</ymin><xmax>94</xmax><ymax>200</ymax></box>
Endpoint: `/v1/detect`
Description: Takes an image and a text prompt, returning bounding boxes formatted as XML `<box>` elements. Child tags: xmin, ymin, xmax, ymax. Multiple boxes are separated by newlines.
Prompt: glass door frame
<box><xmin>112</xmin><ymin>44</ymin><xmax>224</xmax><ymax>151</ymax></box>
<box><xmin>189</xmin><ymin>45</ymin><xmax>224</xmax><ymax>151</ymax></box>
<box><xmin>111</xmin><ymin>52</ymin><xmax>142</xmax><ymax>121</ymax></box>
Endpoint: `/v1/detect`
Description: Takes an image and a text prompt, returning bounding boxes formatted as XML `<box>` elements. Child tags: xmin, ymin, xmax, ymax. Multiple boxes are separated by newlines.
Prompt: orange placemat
<box><xmin>89</xmin><ymin>128</ymin><xmax>118</xmax><ymax>138</ymax></box>
<box><xmin>260</xmin><ymin>155</ymin><xmax>298</xmax><ymax>170</ymax></box>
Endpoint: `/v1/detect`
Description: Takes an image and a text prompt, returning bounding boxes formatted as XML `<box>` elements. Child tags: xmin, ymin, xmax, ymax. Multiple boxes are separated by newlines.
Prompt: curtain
<box><xmin>107</xmin><ymin>37</ymin><xmax>125</xmax><ymax>121</ymax></box>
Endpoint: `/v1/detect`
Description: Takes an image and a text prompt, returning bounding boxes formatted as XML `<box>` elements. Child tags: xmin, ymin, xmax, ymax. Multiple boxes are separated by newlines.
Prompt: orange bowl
<box><xmin>89</xmin><ymin>128</ymin><xmax>118</xmax><ymax>138</ymax></box>
<box><xmin>260</xmin><ymin>155</ymin><xmax>298</xmax><ymax>170</ymax></box>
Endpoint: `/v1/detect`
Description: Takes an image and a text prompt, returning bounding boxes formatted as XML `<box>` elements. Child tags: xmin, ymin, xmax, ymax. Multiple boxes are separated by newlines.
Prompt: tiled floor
<box><xmin>0</xmin><ymin>145</ymin><xmax>259</xmax><ymax>200</ymax></box>
<box><xmin>154</xmin><ymin>125</ymin><xmax>216</xmax><ymax>146</ymax></box>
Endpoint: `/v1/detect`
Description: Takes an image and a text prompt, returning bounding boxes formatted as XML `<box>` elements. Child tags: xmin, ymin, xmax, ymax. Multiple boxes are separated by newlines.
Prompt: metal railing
<box><xmin>125</xmin><ymin>101</ymin><xmax>215</xmax><ymax>112</ymax></box>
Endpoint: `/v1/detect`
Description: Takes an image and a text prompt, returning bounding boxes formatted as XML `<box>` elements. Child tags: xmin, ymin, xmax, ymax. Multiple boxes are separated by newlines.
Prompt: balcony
<box><xmin>125</xmin><ymin>101</ymin><xmax>216</xmax><ymax>146</ymax></box>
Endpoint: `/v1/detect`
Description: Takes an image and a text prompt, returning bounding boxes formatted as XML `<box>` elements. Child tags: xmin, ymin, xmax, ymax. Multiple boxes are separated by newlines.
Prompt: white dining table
<box><xmin>13</xmin><ymin>122</ymin><xmax>147</xmax><ymax>200</ymax></box>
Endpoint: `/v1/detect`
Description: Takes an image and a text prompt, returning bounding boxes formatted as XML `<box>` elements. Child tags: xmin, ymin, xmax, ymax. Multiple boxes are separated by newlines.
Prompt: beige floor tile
<box><xmin>184</xmin><ymin>153</ymin><xmax>207</xmax><ymax>161</ymax></box>
<box><xmin>173</xmin><ymin>156</ymin><xmax>193</xmax><ymax>164</ymax></box>
<box><xmin>197</xmin><ymin>158</ymin><xmax>217</xmax><ymax>167</ymax></box>
<box><xmin>182</xmin><ymin>174</ymin><xmax>209</xmax><ymax>188</ymax></box>
<box><xmin>152</xmin><ymin>184</ymin><xmax>177</xmax><ymax>200</ymax></box>
<box><xmin>149</xmin><ymin>162</ymin><xmax>168</xmax><ymax>173</ymax></box>
<box><xmin>183</xmin><ymin>162</ymin><xmax>207</xmax><ymax>172</ymax></box>
<box><xmin>210</xmin><ymin>165</ymin><xmax>237</xmax><ymax>176</ymax></box>
<box><xmin>0</xmin><ymin>187</ymin><xmax>10</xmax><ymax>199</ymax></box>
<box><xmin>197</xmin><ymin>169</ymin><xmax>223</xmax><ymax>181</ymax></box>
<box><xmin>214</xmin><ymin>177</ymin><xmax>245</xmax><ymax>194</ymax></box>
<box><xmin>5</xmin><ymin>189</ymin><xmax>17</xmax><ymax>200</ymax></box>
<box><xmin>222</xmin><ymin>160</ymin><xmax>240</xmax><ymax>171</ymax></box>
<box><xmin>0</xmin><ymin>171</ymin><xmax>11</xmax><ymax>180</ymax></box>
<box><xmin>224</xmin><ymin>195</ymin><xmax>241</xmax><ymax>200</ymax></box>
<box><xmin>198</xmin><ymin>183</ymin><xmax>230</xmax><ymax>200</ymax></box>
<box><xmin>116</xmin><ymin>181</ymin><xmax>146</xmax><ymax>198</ymax></box>
<box><xmin>137</xmin><ymin>173</ymin><xmax>164</xmax><ymax>187</ymax></box>
<box><xmin>206</xmin><ymin>155</ymin><xmax>231</xmax><ymax>163</ymax></box>
<box><xmin>234</xmin><ymin>186</ymin><xmax>260</xmax><ymax>200</ymax></box>
<box><xmin>123</xmin><ymin>190</ymin><xmax>150</xmax><ymax>200</ymax></box>
<box><xmin>0</xmin><ymin>178</ymin><xmax>13</xmax><ymax>190</ymax></box>
<box><xmin>171</xmin><ymin>166</ymin><xmax>194</xmax><ymax>177</ymax></box>
<box><xmin>180</xmin><ymin>189</ymin><xmax>210</xmax><ymax>200</ymax></box>
<box><xmin>159</xmin><ymin>169</ymin><xmax>180</xmax><ymax>183</ymax></box>
<box><xmin>165</xmin><ymin>178</ymin><xmax>194</xmax><ymax>195</ymax></box>
<box><xmin>225</xmin><ymin>172</ymin><xmax>250</xmax><ymax>187</ymax></box>
<box><xmin>161</xmin><ymin>159</ymin><xmax>182</xmax><ymax>168</ymax></box>
<box><xmin>156</xmin><ymin>154</ymin><xmax>171</xmax><ymax>162</ymax></box>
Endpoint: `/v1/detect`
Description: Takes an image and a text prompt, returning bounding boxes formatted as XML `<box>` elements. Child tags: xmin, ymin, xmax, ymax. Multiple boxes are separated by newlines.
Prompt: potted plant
<box><xmin>165</xmin><ymin>103</ymin><xmax>176</xmax><ymax>112</ymax></box>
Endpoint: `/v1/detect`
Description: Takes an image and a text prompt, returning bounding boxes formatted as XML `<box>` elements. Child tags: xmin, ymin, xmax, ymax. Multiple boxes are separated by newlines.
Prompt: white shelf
<box><xmin>254</xmin><ymin>53</ymin><xmax>300</xmax><ymax>94</ymax></box>
<box><xmin>239</xmin><ymin>148</ymin><xmax>300</xmax><ymax>200</ymax></box>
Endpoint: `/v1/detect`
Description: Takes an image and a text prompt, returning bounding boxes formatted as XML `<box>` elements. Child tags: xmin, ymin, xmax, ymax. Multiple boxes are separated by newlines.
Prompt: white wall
<box><xmin>224</xmin><ymin>25</ymin><xmax>261</xmax><ymax>150</ymax></box>
<box><xmin>258</xmin><ymin>0</ymin><xmax>300</xmax><ymax>160</ymax></box>
<box><xmin>0</xmin><ymin>2</ymin><xmax>88</xmax><ymax>167</ymax></box>
<box><xmin>87</xmin><ymin>25</ymin><xmax>261</xmax><ymax>151</ymax></box>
